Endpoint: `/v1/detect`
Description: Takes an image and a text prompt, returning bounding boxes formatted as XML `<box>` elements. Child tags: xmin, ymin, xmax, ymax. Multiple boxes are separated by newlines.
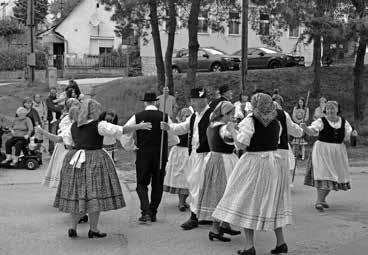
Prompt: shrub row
<box><xmin>0</xmin><ymin>48</ymin><xmax>47</xmax><ymax>71</ymax></box>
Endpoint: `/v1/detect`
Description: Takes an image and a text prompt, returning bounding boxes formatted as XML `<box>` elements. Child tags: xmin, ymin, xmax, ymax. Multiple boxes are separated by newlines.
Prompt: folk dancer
<box><xmin>213</xmin><ymin>93</ymin><xmax>293</xmax><ymax>255</ymax></box>
<box><xmin>121</xmin><ymin>92</ymin><xmax>179</xmax><ymax>223</ymax></box>
<box><xmin>301</xmin><ymin>101</ymin><xmax>358</xmax><ymax>212</ymax></box>
<box><xmin>197</xmin><ymin>101</ymin><xmax>241</xmax><ymax>242</ymax></box>
<box><xmin>163</xmin><ymin>108</ymin><xmax>192</xmax><ymax>212</ymax></box>
<box><xmin>53</xmin><ymin>99</ymin><xmax>151</xmax><ymax>238</ymax></box>
<box><xmin>161</xmin><ymin>88</ymin><xmax>213</xmax><ymax>230</ymax></box>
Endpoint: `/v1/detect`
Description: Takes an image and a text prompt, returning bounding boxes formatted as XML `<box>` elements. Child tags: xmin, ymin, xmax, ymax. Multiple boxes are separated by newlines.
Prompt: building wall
<box><xmin>55</xmin><ymin>0</ymin><xmax>122</xmax><ymax>58</ymax></box>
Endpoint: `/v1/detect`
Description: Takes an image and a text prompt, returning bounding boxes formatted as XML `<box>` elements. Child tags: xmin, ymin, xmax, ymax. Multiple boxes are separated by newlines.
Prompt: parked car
<box><xmin>232</xmin><ymin>47</ymin><xmax>305</xmax><ymax>69</ymax></box>
<box><xmin>172</xmin><ymin>47</ymin><xmax>241</xmax><ymax>73</ymax></box>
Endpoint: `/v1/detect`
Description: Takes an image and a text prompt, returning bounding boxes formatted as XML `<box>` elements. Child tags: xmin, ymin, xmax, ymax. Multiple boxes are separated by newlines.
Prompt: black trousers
<box><xmin>5</xmin><ymin>137</ymin><xmax>27</xmax><ymax>156</ymax></box>
<box><xmin>135</xmin><ymin>148</ymin><xmax>167</xmax><ymax>216</ymax></box>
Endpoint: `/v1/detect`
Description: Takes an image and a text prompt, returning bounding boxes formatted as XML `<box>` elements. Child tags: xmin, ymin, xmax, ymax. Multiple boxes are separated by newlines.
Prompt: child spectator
<box><xmin>99</xmin><ymin>111</ymin><xmax>119</xmax><ymax>162</ymax></box>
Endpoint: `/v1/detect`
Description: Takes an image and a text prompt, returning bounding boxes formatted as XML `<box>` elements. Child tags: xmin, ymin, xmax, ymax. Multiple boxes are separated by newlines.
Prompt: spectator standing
<box><xmin>46</xmin><ymin>87</ymin><xmax>63</xmax><ymax>154</ymax></box>
<box><xmin>33</xmin><ymin>94</ymin><xmax>49</xmax><ymax>152</ymax></box>
<box><xmin>272</xmin><ymin>89</ymin><xmax>284</xmax><ymax>108</ymax></box>
<box><xmin>292</xmin><ymin>97</ymin><xmax>309</xmax><ymax>160</ymax></box>
<box><xmin>66</xmin><ymin>80</ymin><xmax>82</xmax><ymax>98</ymax></box>
<box><xmin>157</xmin><ymin>87</ymin><xmax>177</xmax><ymax>118</ymax></box>
<box><xmin>23</xmin><ymin>97</ymin><xmax>41</xmax><ymax>128</ymax></box>
<box><xmin>313</xmin><ymin>97</ymin><xmax>327</xmax><ymax>120</ymax></box>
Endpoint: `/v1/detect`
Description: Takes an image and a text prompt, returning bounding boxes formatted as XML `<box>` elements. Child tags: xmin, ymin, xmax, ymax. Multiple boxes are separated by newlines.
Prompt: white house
<box><xmin>38</xmin><ymin>0</ymin><xmax>122</xmax><ymax>61</ymax></box>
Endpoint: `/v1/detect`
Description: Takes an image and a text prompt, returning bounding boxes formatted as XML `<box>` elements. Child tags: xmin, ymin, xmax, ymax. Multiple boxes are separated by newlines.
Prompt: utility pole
<box><xmin>241</xmin><ymin>0</ymin><xmax>248</xmax><ymax>92</ymax></box>
<box><xmin>27</xmin><ymin>0</ymin><xmax>35</xmax><ymax>85</ymax></box>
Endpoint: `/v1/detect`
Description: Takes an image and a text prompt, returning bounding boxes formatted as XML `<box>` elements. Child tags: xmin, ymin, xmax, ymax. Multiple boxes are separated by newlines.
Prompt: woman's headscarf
<box><xmin>326</xmin><ymin>100</ymin><xmax>338</xmax><ymax>109</ymax></box>
<box><xmin>251</xmin><ymin>93</ymin><xmax>277</xmax><ymax>127</ymax></box>
<box><xmin>69</xmin><ymin>106</ymin><xmax>80</xmax><ymax>122</ymax></box>
<box><xmin>176</xmin><ymin>107</ymin><xmax>192</xmax><ymax>122</ymax></box>
<box><xmin>77</xmin><ymin>98</ymin><xmax>102</xmax><ymax>127</ymax></box>
<box><xmin>210</xmin><ymin>101</ymin><xmax>235</xmax><ymax>122</ymax></box>
<box><xmin>65</xmin><ymin>98</ymin><xmax>80</xmax><ymax>112</ymax></box>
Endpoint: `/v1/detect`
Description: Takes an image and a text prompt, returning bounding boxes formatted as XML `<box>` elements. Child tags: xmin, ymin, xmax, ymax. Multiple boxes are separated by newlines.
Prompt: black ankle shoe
<box><xmin>88</xmin><ymin>230</ymin><xmax>107</xmax><ymax>238</ymax></box>
<box><xmin>150</xmin><ymin>214</ymin><xmax>157</xmax><ymax>222</ymax></box>
<box><xmin>180</xmin><ymin>218</ymin><xmax>198</xmax><ymax>230</ymax></box>
<box><xmin>178</xmin><ymin>205</ymin><xmax>186</xmax><ymax>212</ymax></box>
<box><xmin>78</xmin><ymin>215</ymin><xmax>88</xmax><ymax>224</ymax></box>
<box><xmin>68</xmin><ymin>228</ymin><xmax>77</xmax><ymax>238</ymax></box>
<box><xmin>237</xmin><ymin>247</ymin><xmax>256</xmax><ymax>255</ymax></box>
<box><xmin>220</xmin><ymin>226</ymin><xmax>241</xmax><ymax>236</ymax></box>
<box><xmin>271</xmin><ymin>243</ymin><xmax>288</xmax><ymax>254</ymax></box>
<box><xmin>209</xmin><ymin>231</ymin><xmax>231</xmax><ymax>242</ymax></box>
<box><xmin>138</xmin><ymin>214</ymin><xmax>151</xmax><ymax>223</ymax></box>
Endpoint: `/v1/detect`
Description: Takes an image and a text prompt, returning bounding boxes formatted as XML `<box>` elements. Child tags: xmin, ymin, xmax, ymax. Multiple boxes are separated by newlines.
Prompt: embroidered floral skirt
<box><xmin>212</xmin><ymin>151</ymin><xmax>292</xmax><ymax>231</ymax></box>
<box><xmin>54</xmin><ymin>149</ymin><xmax>126</xmax><ymax>214</ymax></box>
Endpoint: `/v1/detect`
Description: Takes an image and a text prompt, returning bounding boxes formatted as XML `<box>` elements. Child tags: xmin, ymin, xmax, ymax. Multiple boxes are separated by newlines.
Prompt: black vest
<box><xmin>71</xmin><ymin>120</ymin><xmax>103</xmax><ymax>150</ymax></box>
<box><xmin>318</xmin><ymin>117</ymin><xmax>345</xmax><ymax>144</ymax></box>
<box><xmin>276</xmin><ymin>109</ymin><xmax>288</xmax><ymax>150</ymax></box>
<box><xmin>247</xmin><ymin>116</ymin><xmax>280</xmax><ymax>152</ymax></box>
<box><xmin>177</xmin><ymin>134</ymin><xmax>189</xmax><ymax>148</ymax></box>
<box><xmin>135</xmin><ymin>109</ymin><xmax>168</xmax><ymax>155</ymax></box>
<box><xmin>207</xmin><ymin>125</ymin><xmax>235</xmax><ymax>154</ymax></box>
<box><xmin>188</xmin><ymin>109</ymin><xmax>211</xmax><ymax>154</ymax></box>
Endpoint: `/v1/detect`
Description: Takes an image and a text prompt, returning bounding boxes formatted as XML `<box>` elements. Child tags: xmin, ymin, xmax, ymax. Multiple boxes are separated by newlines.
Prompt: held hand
<box><xmin>226</xmin><ymin>122</ymin><xmax>237</xmax><ymax>133</ymax></box>
<box><xmin>160</xmin><ymin>121</ymin><xmax>170</xmax><ymax>131</ymax></box>
<box><xmin>24</xmin><ymin>135</ymin><xmax>29</xmax><ymax>140</ymax></box>
<box><xmin>35</xmin><ymin>125</ymin><xmax>43</xmax><ymax>134</ymax></box>
<box><xmin>352</xmin><ymin>130</ymin><xmax>358</xmax><ymax>137</ymax></box>
<box><xmin>137</xmin><ymin>121</ymin><xmax>152</xmax><ymax>130</ymax></box>
<box><xmin>300</xmin><ymin>122</ymin><xmax>307</xmax><ymax>130</ymax></box>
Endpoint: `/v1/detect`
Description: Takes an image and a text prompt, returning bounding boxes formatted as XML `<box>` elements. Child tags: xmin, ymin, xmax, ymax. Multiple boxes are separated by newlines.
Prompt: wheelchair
<box><xmin>0</xmin><ymin>127</ymin><xmax>43</xmax><ymax>170</ymax></box>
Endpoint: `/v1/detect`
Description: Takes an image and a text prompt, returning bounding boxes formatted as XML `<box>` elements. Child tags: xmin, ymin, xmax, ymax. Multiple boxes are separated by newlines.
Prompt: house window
<box><xmin>198</xmin><ymin>10</ymin><xmax>209</xmax><ymax>33</ymax></box>
<box><xmin>99</xmin><ymin>47</ymin><xmax>112</xmax><ymax>55</ymax></box>
<box><xmin>259</xmin><ymin>13</ymin><xmax>270</xmax><ymax>36</ymax></box>
<box><xmin>289</xmin><ymin>25</ymin><xmax>299</xmax><ymax>38</ymax></box>
<box><xmin>228</xmin><ymin>11</ymin><xmax>240</xmax><ymax>35</ymax></box>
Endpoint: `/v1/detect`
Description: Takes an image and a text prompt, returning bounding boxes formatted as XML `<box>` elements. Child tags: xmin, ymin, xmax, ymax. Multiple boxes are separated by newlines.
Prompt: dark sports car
<box><xmin>172</xmin><ymin>47</ymin><xmax>241</xmax><ymax>73</ymax></box>
<box><xmin>233</xmin><ymin>47</ymin><xmax>305</xmax><ymax>69</ymax></box>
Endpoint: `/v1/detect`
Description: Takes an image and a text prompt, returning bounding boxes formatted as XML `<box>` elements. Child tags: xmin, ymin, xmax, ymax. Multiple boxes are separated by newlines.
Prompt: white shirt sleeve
<box><xmin>344</xmin><ymin>120</ymin><xmax>353</xmax><ymax>141</ymax></box>
<box><xmin>58</xmin><ymin>124</ymin><xmax>74</xmax><ymax>146</ymax></box>
<box><xmin>309</xmin><ymin>118</ymin><xmax>324</xmax><ymax>133</ymax></box>
<box><xmin>245</xmin><ymin>102</ymin><xmax>253</xmax><ymax>113</ymax></box>
<box><xmin>169</xmin><ymin>115</ymin><xmax>191</xmax><ymax>135</ymax></box>
<box><xmin>167</xmin><ymin>117</ymin><xmax>180</xmax><ymax>146</ymax></box>
<box><xmin>285</xmin><ymin>111</ymin><xmax>304</xmax><ymax>138</ymax></box>
<box><xmin>237</xmin><ymin>116</ymin><xmax>255</xmax><ymax>146</ymax></box>
<box><xmin>120</xmin><ymin>115</ymin><xmax>138</xmax><ymax>151</ymax></box>
<box><xmin>234</xmin><ymin>101</ymin><xmax>244</xmax><ymax>119</ymax></box>
<box><xmin>98</xmin><ymin>121</ymin><xmax>124</xmax><ymax>137</ymax></box>
<box><xmin>219</xmin><ymin>124</ymin><xmax>234</xmax><ymax>145</ymax></box>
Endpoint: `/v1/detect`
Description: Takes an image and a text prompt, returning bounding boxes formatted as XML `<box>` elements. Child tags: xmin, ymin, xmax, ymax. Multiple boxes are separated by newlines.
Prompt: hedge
<box><xmin>0</xmin><ymin>48</ymin><xmax>47</xmax><ymax>71</ymax></box>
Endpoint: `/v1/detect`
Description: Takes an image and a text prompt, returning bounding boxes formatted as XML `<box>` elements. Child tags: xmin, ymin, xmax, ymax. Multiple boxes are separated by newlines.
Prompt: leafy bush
<box><xmin>0</xmin><ymin>48</ymin><xmax>47</xmax><ymax>71</ymax></box>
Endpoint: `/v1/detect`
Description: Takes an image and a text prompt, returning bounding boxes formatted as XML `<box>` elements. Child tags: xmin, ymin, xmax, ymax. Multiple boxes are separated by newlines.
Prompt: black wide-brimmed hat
<box><xmin>219</xmin><ymin>85</ymin><xmax>230</xmax><ymax>95</ymax></box>
<box><xmin>141</xmin><ymin>92</ymin><xmax>159</xmax><ymax>102</ymax></box>
<box><xmin>190</xmin><ymin>88</ymin><xmax>207</xmax><ymax>99</ymax></box>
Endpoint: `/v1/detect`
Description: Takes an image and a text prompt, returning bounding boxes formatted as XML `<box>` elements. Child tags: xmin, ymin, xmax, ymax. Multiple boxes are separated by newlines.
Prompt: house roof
<box><xmin>37</xmin><ymin>0</ymin><xmax>84</xmax><ymax>37</ymax></box>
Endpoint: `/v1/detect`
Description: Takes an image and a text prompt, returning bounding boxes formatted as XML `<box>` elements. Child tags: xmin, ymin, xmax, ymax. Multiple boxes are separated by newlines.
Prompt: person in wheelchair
<box><xmin>1</xmin><ymin>107</ymin><xmax>33</xmax><ymax>166</ymax></box>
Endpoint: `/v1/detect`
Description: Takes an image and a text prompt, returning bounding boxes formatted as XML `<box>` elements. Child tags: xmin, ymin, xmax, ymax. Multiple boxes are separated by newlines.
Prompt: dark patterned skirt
<box><xmin>54</xmin><ymin>149</ymin><xmax>126</xmax><ymax>214</ymax></box>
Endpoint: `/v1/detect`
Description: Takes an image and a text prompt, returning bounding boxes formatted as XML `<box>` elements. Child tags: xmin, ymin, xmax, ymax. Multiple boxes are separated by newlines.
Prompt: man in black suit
<box><xmin>209</xmin><ymin>85</ymin><xmax>233</xmax><ymax>109</ymax></box>
<box><xmin>121</xmin><ymin>92</ymin><xmax>178</xmax><ymax>223</ymax></box>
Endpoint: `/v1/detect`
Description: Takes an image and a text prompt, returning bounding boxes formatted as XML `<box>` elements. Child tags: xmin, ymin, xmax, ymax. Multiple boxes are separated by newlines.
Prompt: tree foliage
<box><xmin>0</xmin><ymin>18</ymin><xmax>25</xmax><ymax>48</ymax></box>
<box><xmin>49</xmin><ymin>0</ymin><xmax>83</xmax><ymax>24</ymax></box>
<box><xmin>13</xmin><ymin>0</ymin><xmax>49</xmax><ymax>26</ymax></box>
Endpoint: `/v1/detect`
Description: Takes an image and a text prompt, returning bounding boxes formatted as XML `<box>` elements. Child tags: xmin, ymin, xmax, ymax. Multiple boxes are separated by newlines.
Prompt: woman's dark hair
<box><xmin>239</xmin><ymin>93</ymin><xmax>249</xmax><ymax>102</ymax></box>
<box><xmin>23</xmin><ymin>97</ymin><xmax>33</xmax><ymax>108</ymax></box>
<box><xmin>98</xmin><ymin>111</ymin><xmax>118</xmax><ymax>124</ymax></box>
<box><xmin>296</xmin><ymin>97</ymin><xmax>305</xmax><ymax>109</ymax></box>
<box><xmin>66</xmin><ymin>87</ymin><xmax>76</xmax><ymax>99</ymax></box>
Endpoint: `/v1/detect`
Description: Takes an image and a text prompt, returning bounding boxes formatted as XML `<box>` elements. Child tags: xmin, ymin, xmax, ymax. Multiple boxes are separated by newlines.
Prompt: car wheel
<box><xmin>172</xmin><ymin>66</ymin><xmax>180</xmax><ymax>73</ymax></box>
<box><xmin>25</xmin><ymin>159</ymin><xmax>38</xmax><ymax>170</ymax></box>
<box><xmin>211</xmin><ymin>63</ymin><xmax>223</xmax><ymax>72</ymax></box>
<box><xmin>269</xmin><ymin>60</ymin><xmax>281</xmax><ymax>69</ymax></box>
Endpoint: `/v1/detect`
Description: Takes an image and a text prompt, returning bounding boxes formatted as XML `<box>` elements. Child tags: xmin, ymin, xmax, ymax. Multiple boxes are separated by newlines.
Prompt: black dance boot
<box><xmin>88</xmin><ymin>230</ymin><xmax>107</xmax><ymax>238</ymax></box>
<box><xmin>238</xmin><ymin>247</ymin><xmax>256</xmax><ymax>255</ymax></box>
<box><xmin>271</xmin><ymin>243</ymin><xmax>288</xmax><ymax>254</ymax></box>
<box><xmin>180</xmin><ymin>212</ymin><xmax>198</xmax><ymax>230</ymax></box>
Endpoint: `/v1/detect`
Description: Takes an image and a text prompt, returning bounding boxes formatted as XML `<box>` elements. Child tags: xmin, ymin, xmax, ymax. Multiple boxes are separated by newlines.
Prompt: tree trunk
<box><xmin>186</xmin><ymin>0</ymin><xmax>201</xmax><ymax>89</ymax></box>
<box><xmin>164</xmin><ymin>0</ymin><xmax>177</xmax><ymax>95</ymax></box>
<box><xmin>149</xmin><ymin>0</ymin><xmax>166</xmax><ymax>91</ymax></box>
<box><xmin>312</xmin><ymin>34</ymin><xmax>321</xmax><ymax>96</ymax></box>
<box><xmin>353</xmin><ymin>37</ymin><xmax>367</xmax><ymax>128</ymax></box>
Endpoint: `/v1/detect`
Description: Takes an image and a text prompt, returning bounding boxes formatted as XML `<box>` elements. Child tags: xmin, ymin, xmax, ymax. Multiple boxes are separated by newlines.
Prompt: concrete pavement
<box><xmin>1</xmin><ymin>164</ymin><xmax>368</xmax><ymax>255</ymax></box>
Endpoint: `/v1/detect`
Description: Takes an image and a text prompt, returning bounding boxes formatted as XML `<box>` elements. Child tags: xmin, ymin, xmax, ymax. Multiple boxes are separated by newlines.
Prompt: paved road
<box><xmin>1</xmin><ymin>164</ymin><xmax>368</xmax><ymax>255</ymax></box>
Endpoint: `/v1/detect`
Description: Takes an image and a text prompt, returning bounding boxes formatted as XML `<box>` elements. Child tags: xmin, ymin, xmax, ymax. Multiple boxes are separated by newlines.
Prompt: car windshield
<box><xmin>203</xmin><ymin>48</ymin><xmax>226</xmax><ymax>55</ymax></box>
<box><xmin>259</xmin><ymin>47</ymin><xmax>279</xmax><ymax>54</ymax></box>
